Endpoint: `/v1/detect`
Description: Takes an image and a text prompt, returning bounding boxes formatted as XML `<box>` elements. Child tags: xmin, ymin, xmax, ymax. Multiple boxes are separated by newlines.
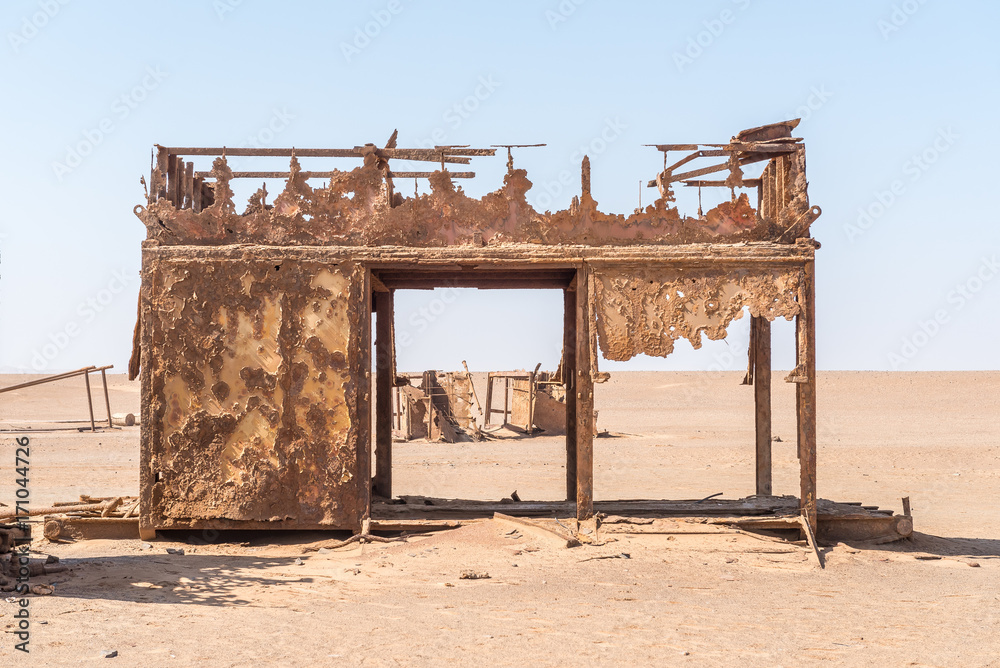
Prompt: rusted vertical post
<box><xmin>192</xmin><ymin>176</ymin><xmax>204</xmax><ymax>212</ymax></box>
<box><xmin>101</xmin><ymin>368</ymin><xmax>113</xmax><ymax>428</ymax></box>
<box><xmin>153</xmin><ymin>146</ymin><xmax>169</xmax><ymax>202</ymax></box>
<box><xmin>563</xmin><ymin>287</ymin><xmax>578</xmax><ymax>502</ymax></box>
<box><xmin>394</xmin><ymin>386</ymin><xmax>401</xmax><ymax>431</ymax></box>
<box><xmin>575</xmin><ymin>265</ymin><xmax>595</xmax><ymax>520</ymax></box>
<box><xmin>83</xmin><ymin>371</ymin><xmax>96</xmax><ymax>432</ymax></box>
<box><xmin>484</xmin><ymin>374</ymin><xmax>494</xmax><ymax>427</ymax></box>
<box><xmin>798</xmin><ymin>261</ymin><xmax>817</xmax><ymax>530</ymax></box>
<box><xmin>503</xmin><ymin>377</ymin><xmax>510</xmax><ymax>425</ymax></box>
<box><xmin>358</xmin><ymin>269</ymin><xmax>373</xmax><ymax>527</ymax></box>
<box><xmin>165</xmin><ymin>153</ymin><xmax>177</xmax><ymax>205</ymax></box>
<box><xmin>753</xmin><ymin>316</ymin><xmax>772</xmax><ymax>495</ymax></box>
<box><xmin>168</xmin><ymin>155</ymin><xmax>184</xmax><ymax>206</ymax></box>
<box><xmin>183</xmin><ymin>161</ymin><xmax>195</xmax><ymax>209</ymax></box>
<box><xmin>373</xmin><ymin>289</ymin><xmax>393</xmax><ymax>499</ymax></box>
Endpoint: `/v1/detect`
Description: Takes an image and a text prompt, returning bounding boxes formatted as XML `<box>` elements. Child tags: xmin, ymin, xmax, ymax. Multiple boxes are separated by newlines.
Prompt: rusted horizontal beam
<box><xmin>646</xmin><ymin>144</ymin><xmax>700</xmax><ymax>151</ymax></box>
<box><xmin>192</xmin><ymin>170</ymin><xmax>476</xmax><ymax>180</ymax></box>
<box><xmin>376</xmin><ymin>269</ymin><xmax>576</xmax><ymax>288</ymax></box>
<box><xmin>430</xmin><ymin>147</ymin><xmax>497</xmax><ymax>156</ymax></box>
<box><xmin>160</xmin><ymin>146</ymin><xmax>492</xmax><ymax>163</ymax></box>
<box><xmin>647</xmin><ymin>153</ymin><xmax>775</xmax><ymax>187</ymax></box>
<box><xmin>648</xmin><ymin>140</ymin><xmax>801</xmax><ymax>152</ymax></box>
<box><xmin>683</xmin><ymin>179</ymin><xmax>762</xmax><ymax>187</ymax></box>
<box><xmin>379</xmin><ymin>277</ymin><xmax>574</xmax><ymax>290</ymax></box>
<box><xmin>150</xmin><ymin>243</ymin><xmax>815</xmax><ymax>265</ymax></box>
<box><xmin>0</xmin><ymin>365</ymin><xmax>113</xmax><ymax>395</ymax></box>
<box><xmin>390</xmin><ymin>171</ymin><xmax>474</xmax><ymax>179</ymax></box>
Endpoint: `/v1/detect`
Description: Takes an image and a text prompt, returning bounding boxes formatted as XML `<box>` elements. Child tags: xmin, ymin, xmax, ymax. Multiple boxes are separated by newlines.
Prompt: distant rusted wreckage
<box><xmin>131</xmin><ymin>120</ymin><xmax>912</xmax><ymax>546</ymax></box>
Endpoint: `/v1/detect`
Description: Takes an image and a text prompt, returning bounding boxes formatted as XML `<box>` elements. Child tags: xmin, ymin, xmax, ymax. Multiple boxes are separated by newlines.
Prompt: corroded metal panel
<box><xmin>142</xmin><ymin>256</ymin><xmax>363</xmax><ymax>529</ymax></box>
<box><xmin>593</xmin><ymin>265</ymin><xmax>804</xmax><ymax>361</ymax></box>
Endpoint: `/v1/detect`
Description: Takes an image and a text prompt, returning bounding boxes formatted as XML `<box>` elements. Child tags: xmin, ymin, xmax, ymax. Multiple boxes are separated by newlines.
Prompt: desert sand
<box><xmin>0</xmin><ymin>371</ymin><xmax>997</xmax><ymax>666</ymax></box>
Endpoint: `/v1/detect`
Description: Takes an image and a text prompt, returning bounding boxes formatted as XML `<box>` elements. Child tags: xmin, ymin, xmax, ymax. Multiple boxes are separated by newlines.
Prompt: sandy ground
<box><xmin>0</xmin><ymin>371</ymin><xmax>998</xmax><ymax>666</ymax></box>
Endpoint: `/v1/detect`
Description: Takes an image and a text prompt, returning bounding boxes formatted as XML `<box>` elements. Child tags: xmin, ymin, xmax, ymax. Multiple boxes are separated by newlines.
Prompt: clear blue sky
<box><xmin>1</xmin><ymin>0</ymin><xmax>997</xmax><ymax>374</ymax></box>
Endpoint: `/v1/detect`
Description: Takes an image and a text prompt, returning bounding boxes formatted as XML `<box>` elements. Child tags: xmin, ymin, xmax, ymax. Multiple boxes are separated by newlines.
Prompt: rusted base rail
<box><xmin>0</xmin><ymin>365</ymin><xmax>115</xmax><ymax>431</ymax></box>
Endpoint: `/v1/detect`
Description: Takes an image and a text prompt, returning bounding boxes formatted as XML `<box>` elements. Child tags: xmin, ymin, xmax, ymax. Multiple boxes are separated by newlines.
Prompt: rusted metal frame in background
<box><xmin>0</xmin><ymin>365</ymin><xmax>115</xmax><ymax>432</ymax></box>
<box><xmin>483</xmin><ymin>372</ymin><xmax>536</xmax><ymax>430</ymax></box>
<box><xmin>373</xmin><ymin>288</ymin><xmax>394</xmax><ymax>499</ymax></box>
<box><xmin>483</xmin><ymin>373</ymin><xmax>494</xmax><ymax>427</ymax></box>
<box><xmin>151</xmin><ymin>144</ymin><xmax>493</xmax><ymax>204</ymax></box>
<box><xmin>645</xmin><ymin>144</ymin><xmax>799</xmax><ymax>188</ymax></box>
<box><xmin>503</xmin><ymin>376</ymin><xmax>510</xmax><ymax>426</ymax></box>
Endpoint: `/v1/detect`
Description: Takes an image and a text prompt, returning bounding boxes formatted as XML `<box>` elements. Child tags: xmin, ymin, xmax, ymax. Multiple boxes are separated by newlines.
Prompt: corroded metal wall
<box><xmin>140</xmin><ymin>254</ymin><xmax>365</xmax><ymax>530</ymax></box>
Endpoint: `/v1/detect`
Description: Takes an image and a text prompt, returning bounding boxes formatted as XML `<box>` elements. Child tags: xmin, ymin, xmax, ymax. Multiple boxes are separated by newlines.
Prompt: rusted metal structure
<box><xmin>0</xmin><ymin>365</ymin><xmax>115</xmax><ymax>432</ymax></box>
<box><xmin>130</xmin><ymin>120</ymin><xmax>857</xmax><ymax>541</ymax></box>
<box><xmin>391</xmin><ymin>370</ymin><xmax>479</xmax><ymax>443</ymax></box>
<box><xmin>484</xmin><ymin>368</ymin><xmax>566</xmax><ymax>435</ymax></box>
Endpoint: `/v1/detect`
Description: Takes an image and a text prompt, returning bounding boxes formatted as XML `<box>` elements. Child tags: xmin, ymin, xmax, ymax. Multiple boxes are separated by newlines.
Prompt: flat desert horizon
<box><xmin>0</xmin><ymin>371</ymin><xmax>997</xmax><ymax>666</ymax></box>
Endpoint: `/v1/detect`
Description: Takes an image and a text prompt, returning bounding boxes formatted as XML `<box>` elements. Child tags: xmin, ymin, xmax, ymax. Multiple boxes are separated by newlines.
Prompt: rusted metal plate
<box><xmin>592</xmin><ymin>265</ymin><xmax>804</xmax><ymax>361</ymax></box>
<box><xmin>142</xmin><ymin>257</ymin><xmax>364</xmax><ymax>530</ymax></box>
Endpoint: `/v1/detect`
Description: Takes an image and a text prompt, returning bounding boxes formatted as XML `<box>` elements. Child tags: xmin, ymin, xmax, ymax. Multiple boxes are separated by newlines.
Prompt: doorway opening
<box><xmin>368</xmin><ymin>268</ymin><xmax>578</xmax><ymax>507</ymax></box>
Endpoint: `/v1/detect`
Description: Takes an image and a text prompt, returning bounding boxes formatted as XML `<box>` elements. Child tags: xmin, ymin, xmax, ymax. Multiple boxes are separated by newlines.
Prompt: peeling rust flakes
<box><xmin>144</xmin><ymin>157</ymin><xmax>790</xmax><ymax>248</ymax></box>
<box><xmin>593</xmin><ymin>267</ymin><xmax>804</xmax><ymax>361</ymax></box>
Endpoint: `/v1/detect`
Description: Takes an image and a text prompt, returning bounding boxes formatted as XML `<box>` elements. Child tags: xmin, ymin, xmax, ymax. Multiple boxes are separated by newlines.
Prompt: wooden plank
<box><xmin>373</xmin><ymin>290</ymin><xmax>394</xmax><ymax>499</ymax></box>
<box><xmin>798</xmin><ymin>260</ymin><xmax>818</xmax><ymax>529</ymax></box>
<box><xmin>753</xmin><ymin>316</ymin><xmax>772</xmax><ymax>495</ymax></box>
<box><xmin>575</xmin><ymin>266</ymin><xmax>594</xmax><ymax>520</ymax></box>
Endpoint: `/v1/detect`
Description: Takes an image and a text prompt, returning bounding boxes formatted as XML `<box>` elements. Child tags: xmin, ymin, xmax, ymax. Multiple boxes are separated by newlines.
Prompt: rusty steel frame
<box><xmin>134</xmin><ymin>121</ymin><xmax>828</xmax><ymax>538</ymax></box>
<box><xmin>0</xmin><ymin>365</ymin><xmax>115</xmax><ymax>431</ymax></box>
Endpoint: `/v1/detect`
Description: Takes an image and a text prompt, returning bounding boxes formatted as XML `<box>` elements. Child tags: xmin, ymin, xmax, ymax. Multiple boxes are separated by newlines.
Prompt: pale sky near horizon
<box><xmin>0</xmin><ymin>0</ymin><xmax>997</xmax><ymax>375</ymax></box>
